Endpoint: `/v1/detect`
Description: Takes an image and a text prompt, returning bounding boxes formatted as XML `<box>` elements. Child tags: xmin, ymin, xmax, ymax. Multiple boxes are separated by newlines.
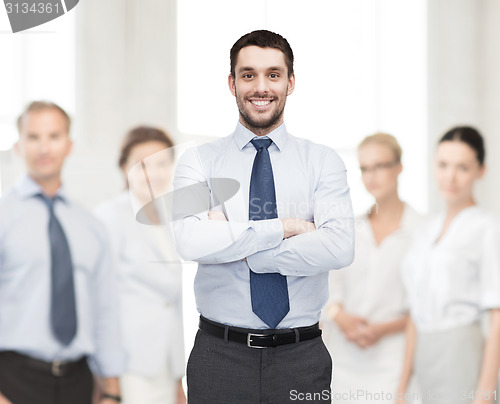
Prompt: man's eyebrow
<box><xmin>237</xmin><ymin>66</ymin><xmax>285</xmax><ymax>73</ymax></box>
<box><xmin>238</xmin><ymin>66</ymin><xmax>255</xmax><ymax>73</ymax></box>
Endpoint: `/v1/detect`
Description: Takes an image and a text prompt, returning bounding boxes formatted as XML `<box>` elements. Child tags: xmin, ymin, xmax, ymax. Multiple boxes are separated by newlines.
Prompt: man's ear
<box><xmin>66</xmin><ymin>138</ymin><xmax>73</xmax><ymax>157</ymax></box>
<box><xmin>13</xmin><ymin>140</ymin><xmax>21</xmax><ymax>156</ymax></box>
<box><xmin>228</xmin><ymin>74</ymin><xmax>236</xmax><ymax>96</ymax></box>
<box><xmin>287</xmin><ymin>73</ymin><xmax>295</xmax><ymax>96</ymax></box>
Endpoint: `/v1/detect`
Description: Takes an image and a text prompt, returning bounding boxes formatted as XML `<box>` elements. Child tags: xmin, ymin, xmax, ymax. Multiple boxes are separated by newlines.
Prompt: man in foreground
<box><xmin>173</xmin><ymin>30</ymin><xmax>354</xmax><ymax>403</ymax></box>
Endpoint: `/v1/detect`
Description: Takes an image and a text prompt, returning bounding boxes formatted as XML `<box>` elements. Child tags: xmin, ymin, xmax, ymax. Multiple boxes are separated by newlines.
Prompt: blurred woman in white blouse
<box><xmin>397</xmin><ymin>126</ymin><xmax>500</xmax><ymax>404</ymax></box>
<box><xmin>95</xmin><ymin>126</ymin><xmax>186</xmax><ymax>404</ymax></box>
<box><xmin>323</xmin><ymin>133</ymin><xmax>421</xmax><ymax>403</ymax></box>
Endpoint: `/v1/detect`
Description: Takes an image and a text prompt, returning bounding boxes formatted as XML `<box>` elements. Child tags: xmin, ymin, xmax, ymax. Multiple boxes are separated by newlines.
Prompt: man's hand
<box><xmin>176</xmin><ymin>379</ymin><xmax>186</xmax><ymax>404</ymax></box>
<box><xmin>208</xmin><ymin>210</ymin><xmax>227</xmax><ymax>221</ymax></box>
<box><xmin>209</xmin><ymin>213</ymin><xmax>316</xmax><ymax>261</ymax></box>
<box><xmin>280</xmin><ymin>218</ymin><xmax>316</xmax><ymax>239</ymax></box>
<box><xmin>98</xmin><ymin>377</ymin><xmax>120</xmax><ymax>404</ymax></box>
<box><xmin>0</xmin><ymin>392</ymin><xmax>12</xmax><ymax>404</ymax></box>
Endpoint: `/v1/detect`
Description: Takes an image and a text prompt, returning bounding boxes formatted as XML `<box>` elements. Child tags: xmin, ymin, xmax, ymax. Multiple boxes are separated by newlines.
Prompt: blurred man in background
<box><xmin>0</xmin><ymin>101</ymin><xmax>125</xmax><ymax>404</ymax></box>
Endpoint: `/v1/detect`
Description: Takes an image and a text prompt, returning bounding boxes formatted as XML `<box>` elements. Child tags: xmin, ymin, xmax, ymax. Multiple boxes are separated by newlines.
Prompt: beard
<box><xmin>235</xmin><ymin>89</ymin><xmax>288</xmax><ymax>132</ymax></box>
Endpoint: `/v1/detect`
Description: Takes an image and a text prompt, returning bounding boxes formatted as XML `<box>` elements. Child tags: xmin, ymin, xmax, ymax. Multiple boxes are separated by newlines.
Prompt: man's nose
<box><xmin>254</xmin><ymin>76</ymin><xmax>269</xmax><ymax>94</ymax></box>
<box><xmin>39</xmin><ymin>139</ymin><xmax>50</xmax><ymax>154</ymax></box>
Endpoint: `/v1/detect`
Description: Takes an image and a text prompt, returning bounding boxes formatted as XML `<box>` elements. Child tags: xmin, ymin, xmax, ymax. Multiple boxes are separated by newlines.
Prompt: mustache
<box><xmin>247</xmin><ymin>95</ymin><xmax>278</xmax><ymax>100</ymax></box>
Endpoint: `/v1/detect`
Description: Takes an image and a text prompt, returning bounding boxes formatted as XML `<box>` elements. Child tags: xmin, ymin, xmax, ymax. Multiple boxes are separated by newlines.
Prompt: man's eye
<box><xmin>243</xmin><ymin>74</ymin><xmax>253</xmax><ymax>79</ymax></box>
<box><xmin>269</xmin><ymin>73</ymin><xmax>279</xmax><ymax>78</ymax></box>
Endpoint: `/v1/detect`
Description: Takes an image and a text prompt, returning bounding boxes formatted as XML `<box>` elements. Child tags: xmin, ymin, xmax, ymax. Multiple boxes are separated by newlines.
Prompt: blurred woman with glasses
<box><xmin>323</xmin><ymin>133</ymin><xmax>421</xmax><ymax>403</ymax></box>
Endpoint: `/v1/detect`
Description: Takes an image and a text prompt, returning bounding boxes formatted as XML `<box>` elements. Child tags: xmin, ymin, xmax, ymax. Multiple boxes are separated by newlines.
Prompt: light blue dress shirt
<box><xmin>173</xmin><ymin>122</ymin><xmax>355</xmax><ymax>329</ymax></box>
<box><xmin>0</xmin><ymin>175</ymin><xmax>126</xmax><ymax>377</ymax></box>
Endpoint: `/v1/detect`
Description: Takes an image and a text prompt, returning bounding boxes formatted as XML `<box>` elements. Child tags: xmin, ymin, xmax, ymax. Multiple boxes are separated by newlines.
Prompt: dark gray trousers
<box><xmin>187</xmin><ymin>328</ymin><xmax>332</xmax><ymax>404</ymax></box>
<box><xmin>0</xmin><ymin>351</ymin><xmax>93</xmax><ymax>404</ymax></box>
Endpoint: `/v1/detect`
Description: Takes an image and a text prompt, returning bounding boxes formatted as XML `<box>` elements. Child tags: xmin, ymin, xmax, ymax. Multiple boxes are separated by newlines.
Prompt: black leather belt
<box><xmin>0</xmin><ymin>351</ymin><xmax>87</xmax><ymax>377</ymax></box>
<box><xmin>199</xmin><ymin>316</ymin><xmax>322</xmax><ymax>348</ymax></box>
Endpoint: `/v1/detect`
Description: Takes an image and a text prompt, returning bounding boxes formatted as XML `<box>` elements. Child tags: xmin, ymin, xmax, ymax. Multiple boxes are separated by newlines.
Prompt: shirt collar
<box><xmin>233</xmin><ymin>121</ymin><xmax>289</xmax><ymax>151</ymax></box>
<box><xmin>15</xmin><ymin>174</ymin><xmax>68</xmax><ymax>203</ymax></box>
<box><xmin>399</xmin><ymin>203</ymin><xmax>418</xmax><ymax>230</ymax></box>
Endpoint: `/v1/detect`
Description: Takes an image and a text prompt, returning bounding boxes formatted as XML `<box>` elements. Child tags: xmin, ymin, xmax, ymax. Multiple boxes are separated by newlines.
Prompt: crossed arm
<box><xmin>172</xmin><ymin>147</ymin><xmax>355</xmax><ymax>276</ymax></box>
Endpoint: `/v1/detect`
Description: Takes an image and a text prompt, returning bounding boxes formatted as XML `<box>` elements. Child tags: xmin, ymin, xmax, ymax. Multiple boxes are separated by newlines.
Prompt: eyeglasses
<box><xmin>359</xmin><ymin>161</ymin><xmax>399</xmax><ymax>174</ymax></box>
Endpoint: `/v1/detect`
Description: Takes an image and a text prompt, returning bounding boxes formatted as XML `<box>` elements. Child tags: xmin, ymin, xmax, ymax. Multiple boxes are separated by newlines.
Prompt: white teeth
<box><xmin>251</xmin><ymin>100</ymin><xmax>271</xmax><ymax>106</ymax></box>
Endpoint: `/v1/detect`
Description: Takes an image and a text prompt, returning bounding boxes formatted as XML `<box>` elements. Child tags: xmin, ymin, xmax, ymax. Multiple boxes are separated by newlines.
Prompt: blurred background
<box><xmin>1</xmin><ymin>0</ymin><xmax>500</xmax><ymax>369</ymax></box>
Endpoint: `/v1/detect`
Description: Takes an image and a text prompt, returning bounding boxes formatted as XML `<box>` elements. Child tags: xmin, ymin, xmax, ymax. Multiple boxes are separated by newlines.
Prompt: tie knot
<box><xmin>37</xmin><ymin>193</ymin><xmax>57</xmax><ymax>211</ymax></box>
<box><xmin>250</xmin><ymin>138</ymin><xmax>273</xmax><ymax>151</ymax></box>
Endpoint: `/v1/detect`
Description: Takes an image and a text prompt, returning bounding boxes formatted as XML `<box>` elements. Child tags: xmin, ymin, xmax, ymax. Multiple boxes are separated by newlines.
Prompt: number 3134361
<box><xmin>5</xmin><ymin>3</ymin><xmax>61</xmax><ymax>14</ymax></box>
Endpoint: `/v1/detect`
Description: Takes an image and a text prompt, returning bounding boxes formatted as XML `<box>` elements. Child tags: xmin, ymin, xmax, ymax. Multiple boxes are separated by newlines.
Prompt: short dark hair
<box><xmin>118</xmin><ymin>126</ymin><xmax>175</xmax><ymax>168</ymax></box>
<box><xmin>17</xmin><ymin>101</ymin><xmax>71</xmax><ymax>133</ymax></box>
<box><xmin>439</xmin><ymin>126</ymin><xmax>485</xmax><ymax>166</ymax></box>
<box><xmin>230</xmin><ymin>30</ymin><xmax>294</xmax><ymax>78</ymax></box>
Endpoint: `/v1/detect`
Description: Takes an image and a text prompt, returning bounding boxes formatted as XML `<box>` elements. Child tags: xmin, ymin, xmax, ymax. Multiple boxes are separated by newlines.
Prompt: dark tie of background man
<box><xmin>38</xmin><ymin>194</ymin><xmax>77</xmax><ymax>345</ymax></box>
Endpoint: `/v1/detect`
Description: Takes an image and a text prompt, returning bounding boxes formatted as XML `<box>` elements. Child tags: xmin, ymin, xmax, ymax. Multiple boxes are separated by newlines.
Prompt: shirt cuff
<box><xmin>249</xmin><ymin>218</ymin><xmax>283</xmax><ymax>252</ymax></box>
<box><xmin>247</xmin><ymin>248</ymin><xmax>277</xmax><ymax>274</ymax></box>
<box><xmin>89</xmin><ymin>349</ymin><xmax>127</xmax><ymax>378</ymax></box>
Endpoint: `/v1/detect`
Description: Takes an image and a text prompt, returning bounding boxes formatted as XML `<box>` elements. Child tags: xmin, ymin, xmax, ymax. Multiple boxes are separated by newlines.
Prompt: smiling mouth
<box><xmin>250</xmin><ymin>99</ymin><xmax>272</xmax><ymax>107</ymax></box>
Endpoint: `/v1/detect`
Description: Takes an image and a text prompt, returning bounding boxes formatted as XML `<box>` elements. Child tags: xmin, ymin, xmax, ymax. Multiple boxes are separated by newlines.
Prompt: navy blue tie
<box><xmin>39</xmin><ymin>194</ymin><xmax>77</xmax><ymax>346</ymax></box>
<box><xmin>249</xmin><ymin>138</ymin><xmax>290</xmax><ymax>328</ymax></box>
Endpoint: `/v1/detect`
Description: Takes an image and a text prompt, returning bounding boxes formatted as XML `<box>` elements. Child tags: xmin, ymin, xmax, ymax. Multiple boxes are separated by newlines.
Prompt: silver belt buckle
<box><xmin>247</xmin><ymin>333</ymin><xmax>267</xmax><ymax>348</ymax></box>
<box><xmin>51</xmin><ymin>360</ymin><xmax>64</xmax><ymax>376</ymax></box>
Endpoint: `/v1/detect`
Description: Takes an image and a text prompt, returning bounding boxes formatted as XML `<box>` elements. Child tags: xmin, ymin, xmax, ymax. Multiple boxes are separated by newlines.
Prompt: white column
<box><xmin>478</xmin><ymin>0</ymin><xmax>500</xmax><ymax>213</ymax></box>
<box><xmin>427</xmin><ymin>0</ymin><xmax>480</xmax><ymax>212</ymax></box>
<box><xmin>427</xmin><ymin>0</ymin><xmax>500</xmax><ymax>215</ymax></box>
<box><xmin>67</xmin><ymin>0</ymin><xmax>179</xmax><ymax>209</ymax></box>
